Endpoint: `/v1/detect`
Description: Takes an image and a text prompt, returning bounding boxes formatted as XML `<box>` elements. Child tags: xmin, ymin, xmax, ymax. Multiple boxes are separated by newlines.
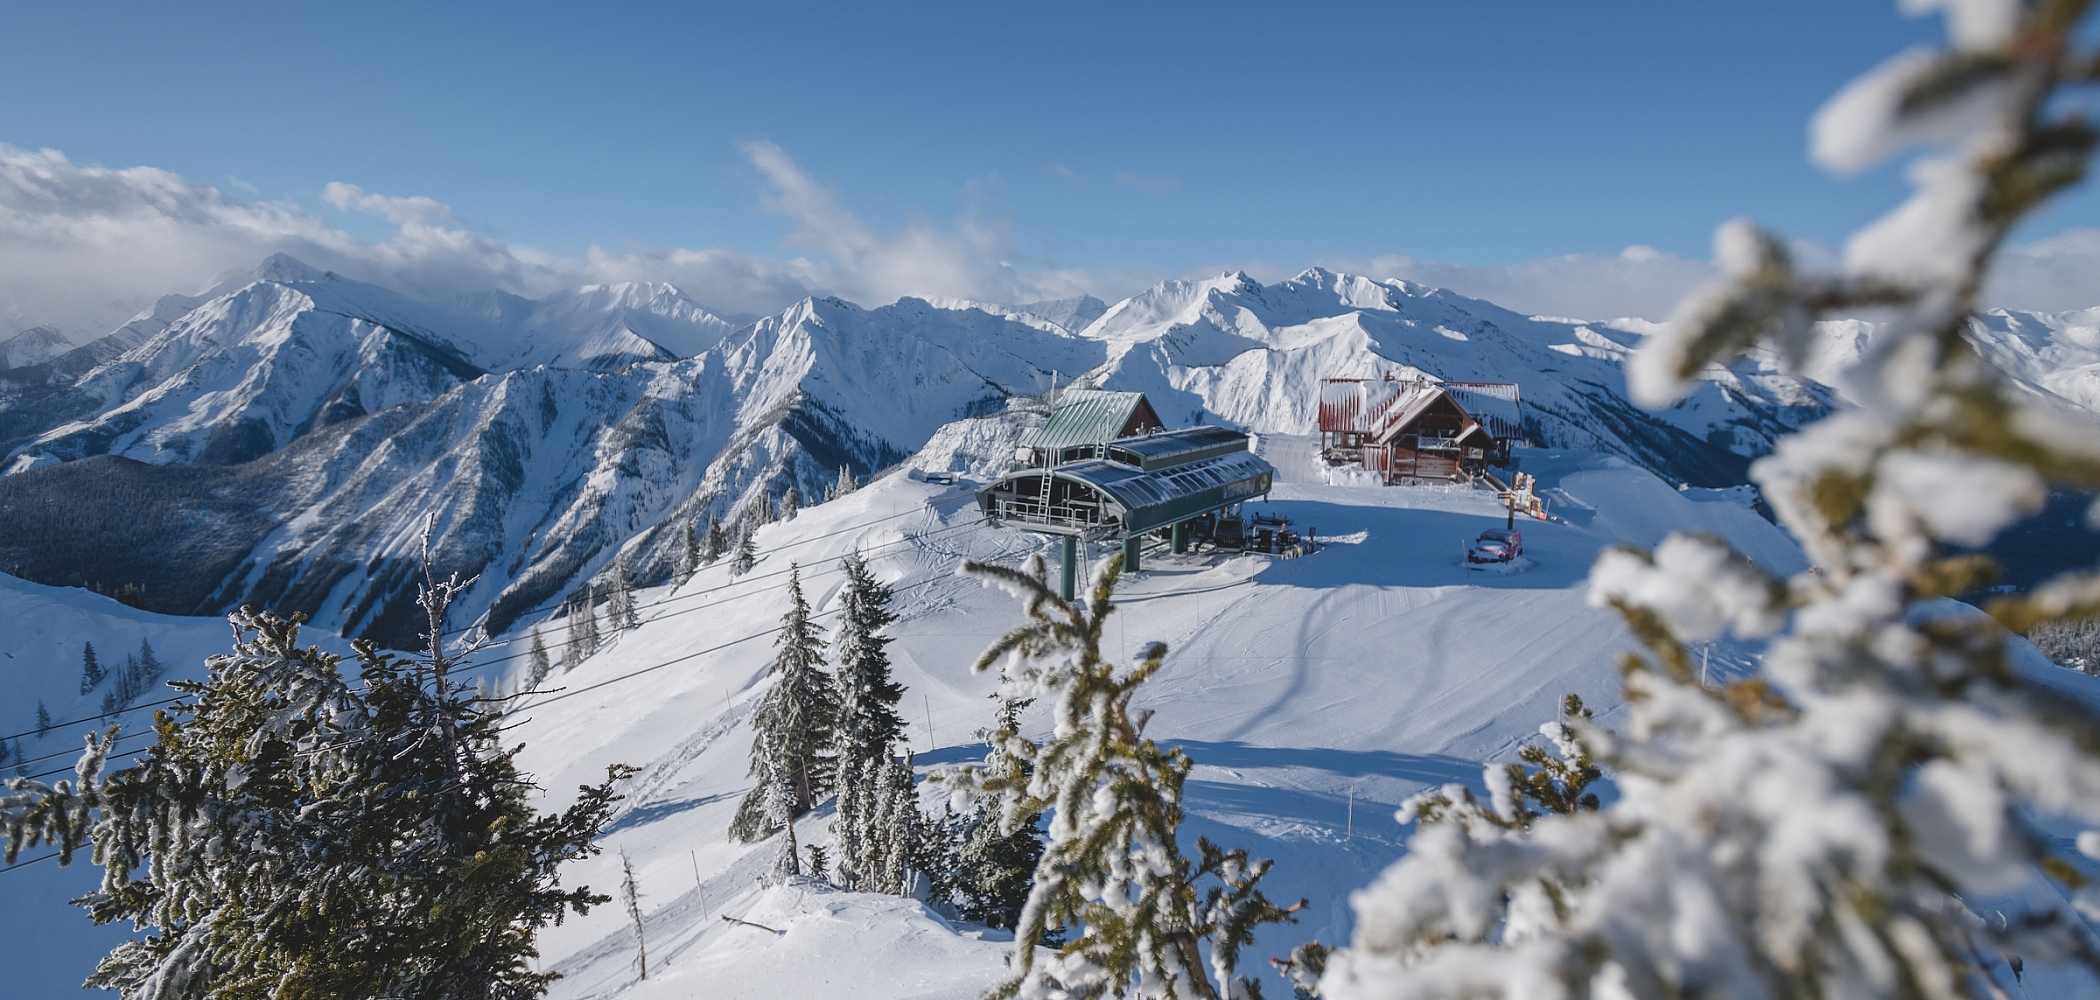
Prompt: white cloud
<box><xmin>321</xmin><ymin>181</ymin><xmax>460</xmax><ymax>226</ymax></box>
<box><xmin>3</xmin><ymin>141</ymin><xmax>2097</xmax><ymax>341</ymax></box>
<box><xmin>1315</xmin><ymin>246</ymin><xmax>1722</xmax><ymax>322</ymax></box>
<box><xmin>0</xmin><ymin>141</ymin><xmax>1109</xmax><ymax>336</ymax></box>
<box><xmin>1983</xmin><ymin>226</ymin><xmax>2100</xmax><ymax>313</ymax></box>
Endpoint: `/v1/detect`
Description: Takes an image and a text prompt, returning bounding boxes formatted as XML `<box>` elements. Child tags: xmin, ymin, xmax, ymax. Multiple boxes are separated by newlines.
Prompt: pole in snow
<box><xmin>925</xmin><ymin>694</ymin><xmax>935</xmax><ymax>752</ymax></box>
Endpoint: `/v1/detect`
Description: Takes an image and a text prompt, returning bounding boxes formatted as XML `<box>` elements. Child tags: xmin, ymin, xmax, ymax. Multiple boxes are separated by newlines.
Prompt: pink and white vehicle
<box><xmin>1466</xmin><ymin>528</ymin><xmax>1523</xmax><ymax>563</ymax></box>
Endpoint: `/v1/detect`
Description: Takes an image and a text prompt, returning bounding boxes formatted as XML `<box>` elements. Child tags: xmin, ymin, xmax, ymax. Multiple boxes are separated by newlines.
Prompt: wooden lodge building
<box><xmin>1318</xmin><ymin>376</ymin><xmax>1522</xmax><ymax>484</ymax></box>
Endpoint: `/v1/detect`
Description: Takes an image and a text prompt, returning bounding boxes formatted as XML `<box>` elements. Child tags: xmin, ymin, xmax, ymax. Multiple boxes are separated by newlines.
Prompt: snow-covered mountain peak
<box><xmin>252</xmin><ymin>252</ymin><xmax>334</xmax><ymax>285</ymax></box>
<box><xmin>0</xmin><ymin>326</ymin><xmax>74</xmax><ymax>369</ymax></box>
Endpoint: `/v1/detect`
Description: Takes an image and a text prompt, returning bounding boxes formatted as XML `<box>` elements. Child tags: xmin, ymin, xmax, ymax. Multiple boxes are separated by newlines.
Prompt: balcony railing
<box><xmin>989</xmin><ymin>498</ymin><xmax>1106</xmax><ymax>529</ymax></box>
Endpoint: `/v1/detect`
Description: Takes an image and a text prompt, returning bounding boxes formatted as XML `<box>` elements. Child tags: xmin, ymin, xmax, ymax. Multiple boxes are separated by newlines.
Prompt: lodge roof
<box><xmin>1017</xmin><ymin>390</ymin><xmax>1157</xmax><ymax>450</ymax></box>
<box><xmin>1318</xmin><ymin>377</ymin><xmax>1522</xmax><ymax>442</ymax></box>
<box><xmin>1442</xmin><ymin>383</ymin><xmax>1524</xmax><ymax>439</ymax></box>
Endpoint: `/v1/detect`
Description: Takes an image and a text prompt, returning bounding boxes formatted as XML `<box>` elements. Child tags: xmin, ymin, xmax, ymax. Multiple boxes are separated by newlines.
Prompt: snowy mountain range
<box><xmin>0</xmin><ymin>255</ymin><xmax>2093</xmax><ymax>647</ymax></box>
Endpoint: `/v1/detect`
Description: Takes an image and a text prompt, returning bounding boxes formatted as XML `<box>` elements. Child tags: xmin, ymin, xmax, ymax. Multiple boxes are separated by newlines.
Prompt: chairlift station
<box><xmin>977</xmin><ymin>390</ymin><xmax>1276</xmax><ymax>599</ymax></box>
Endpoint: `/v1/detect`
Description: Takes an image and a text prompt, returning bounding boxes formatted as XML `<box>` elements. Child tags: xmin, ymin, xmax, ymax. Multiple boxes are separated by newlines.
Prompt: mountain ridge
<box><xmin>0</xmin><ymin>255</ymin><xmax>2091</xmax><ymax>646</ymax></box>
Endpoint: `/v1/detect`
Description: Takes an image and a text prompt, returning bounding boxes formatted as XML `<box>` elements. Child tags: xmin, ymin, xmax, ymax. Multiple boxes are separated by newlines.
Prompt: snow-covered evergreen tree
<box><xmin>730</xmin><ymin>564</ymin><xmax>840</xmax><ymax>842</ymax></box>
<box><xmin>1321</xmin><ymin>6</ymin><xmax>2100</xmax><ymax>999</ymax></box>
<box><xmin>78</xmin><ymin>641</ymin><xmax>102</xmax><ymax>694</ymax></box>
<box><xmin>833</xmin><ymin>553</ymin><xmax>907</xmax><ymax>769</ymax></box>
<box><xmin>703</xmin><ymin>514</ymin><xmax>728</xmax><ymax>566</ymax></box>
<box><xmin>568</xmin><ymin>589</ymin><xmax>601</xmax><ymax>660</ymax></box>
<box><xmin>525</xmin><ymin>627</ymin><xmax>553</xmax><ymax>692</ymax></box>
<box><xmin>830</xmin><ymin>552</ymin><xmax>910</xmax><ymax>880</ymax></box>
<box><xmin>2</xmin><ymin>592</ymin><xmax>633</xmax><ymax>998</ymax></box>
<box><xmin>854</xmin><ymin>751</ymin><xmax>923</xmax><ymax>896</ymax></box>
<box><xmin>606</xmin><ymin>559</ymin><xmax>640</xmax><ymax>631</ymax></box>
<box><xmin>137</xmin><ymin>639</ymin><xmax>160</xmax><ymax>681</ymax></box>
<box><xmin>730</xmin><ymin>520</ymin><xmax>759</xmax><ymax>577</ymax></box>
<box><xmin>948</xmin><ymin>553</ymin><xmax>1302</xmax><ymax>999</ymax></box>
<box><xmin>35</xmin><ymin>700</ymin><xmax>51</xmax><ymax>739</ymax></box>
<box><xmin>780</xmin><ymin>484</ymin><xmax>800</xmax><ymax>521</ymax></box>
<box><xmin>677</xmin><ymin>518</ymin><xmax>699</xmax><ymax>585</ymax></box>
<box><xmin>765</xmin><ymin>743</ymin><xmax>804</xmax><ymax>877</ymax></box>
<box><xmin>829</xmin><ymin>464</ymin><xmax>859</xmax><ymax>502</ymax></box>
<box><xmin>836</xmin><ymin>754</ymin><xmax>879</xmax><ymax>889</ymax></box>
<box><xmin>950</xmin><ymin>697</ymin><xmax>1047</xmax><ymax>930</ymax></box>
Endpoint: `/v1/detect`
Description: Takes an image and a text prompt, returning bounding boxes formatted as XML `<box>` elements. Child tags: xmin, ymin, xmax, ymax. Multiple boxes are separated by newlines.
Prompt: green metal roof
<box><xmin>1017</xmin><ymin>390</ymin><xmax>1148</xmax><ymax>449</ymax></box>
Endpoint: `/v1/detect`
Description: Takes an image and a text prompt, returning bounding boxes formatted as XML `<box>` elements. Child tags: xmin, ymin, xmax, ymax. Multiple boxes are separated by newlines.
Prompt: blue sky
<box><xmin>3</xmin><ymin>1</ymin><xmax>2097</xmax><ymax>328</ymax></box>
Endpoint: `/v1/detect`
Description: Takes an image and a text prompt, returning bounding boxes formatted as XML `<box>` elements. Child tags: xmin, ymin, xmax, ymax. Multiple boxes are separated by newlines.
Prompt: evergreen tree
<box><xmin>702</xmin><ymin>514</ymin><xmax>727</xmax><ymax>566</ymax></box>
<box><xmin>753</xmin><ymin>492</ymin><xmax>775</xmax><ymax>526</ymax></box>
<box><xmin>78</xmin><ymin>641</ymin><xmax>102</xmax><ymax>695</ymax></box>
<box><xmin>765</xmin><ymin>740</ymin><xmax>803</xmax><ymax>877</ymax></box>
<box><xmin>136</xmin><ymin>639</ymin><xmax>160</xmax><ymax>684</ymax></box>
<box><xmin>852</xmin><ymin>751</ymin><xmax>922</xmax><ymax>896</ymax></box>
<box><xmin>830</xmin><ymin>464</ymin><xmax>858</xmax><ymax>502</ymax></box>
<box><xmin>833</xmin><ymin>553</ymin><xmax>906</xmax><ymax>768</ymax></box>
<box><xmin>835</xmin><ymin>755</ymin><xmax>879</xmax><ymax>890</ymax></box>
<box><xmin>947</xmin><ymin>553</ymin><xmax>1301</xmax><ymax>999</ymax></box>
<box><xmin>950</xmin><ymin>697</ymin><xmax>1047</xmax><ymax>930</ymax></box>
<box><xmin>524</xmin><ymin>628</ymin><xmax>553</xmax><ymax>692</ymax></box>
<box><xmin>830</xmin><ymin>553</ymin><xmax>909</xmax><ymax>882</ymax></box>
<box><xmin>9</xmin><ymin>739</ymin><xmax>23</xmax><ymax>778</ymax></box>
<box><xmin>568</xmin><ymin>589</ymin><xmax>601</xmax><ymax>660</ymax></box>
<box><xmin>35</xmin><ymin>700</ymin><xmax>51</xmax><ymax>739</ymax></box>
<box><xmin>607</xmin><ymin>560</ymin><xmax>640</xmax><ymax>631</ymax></box>
<box><xmin>730</xmin><ymin>564</ymin><xmax>840</xmax><ymax>843</ymax></box>
<box><xmin>780</xmin><ymin>485</ymin><xmax>799</xmax><ymax>521</ymax></box>
<box><xmin>729</xmin><ymin>521</ymin><xmax>759</xmax><ymax>577</ymax></box>
<box><xmin>2</xmin><ymin>605</ymin><xmax>634</xmax><ymax>999</ymax></box>
<box><xmin>1322</xmin><ymin>7</ymin><xmax>2100</xmax><ymax>999</ymax></box>
<box><xmin>677</xmin><ymin>518</ymin><xmax>700</xmax><ymax>585</ymax></box>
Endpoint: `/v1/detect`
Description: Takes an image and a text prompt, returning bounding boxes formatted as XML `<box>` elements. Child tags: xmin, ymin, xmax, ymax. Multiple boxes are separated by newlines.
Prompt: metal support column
<box><xmin>1122</xmin><ymin>534</ymin><xmax>1141</xmax><ymax>574</ymax></box>
<box><xmin>1060</xmin><ymin>534</ymin><xmax>1078</xmax><ymax>602</ymax></box>
<box><xmin>1170</xmin><ymin>520</ymin><xmax>1188</xmax><ymax>555</ymax></box>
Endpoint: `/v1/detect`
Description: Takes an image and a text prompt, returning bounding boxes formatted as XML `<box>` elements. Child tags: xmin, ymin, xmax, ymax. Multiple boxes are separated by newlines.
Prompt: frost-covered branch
<box><xmin>1324</xmin><ymin>3</ymin><xmax>2100</xmax><ymax>998</ymax></box>
<box><xmin>947</xmin><ymin>552</ymin><xmax>1302</xmax><ymax>1000</ymax></box>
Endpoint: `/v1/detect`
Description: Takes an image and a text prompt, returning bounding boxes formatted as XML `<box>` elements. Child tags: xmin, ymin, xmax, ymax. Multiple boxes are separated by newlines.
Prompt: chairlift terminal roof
<box><xmin>1017</xmin><ymin>390</ymin><xmax>1155</xmax><ymax>450</ymax></box>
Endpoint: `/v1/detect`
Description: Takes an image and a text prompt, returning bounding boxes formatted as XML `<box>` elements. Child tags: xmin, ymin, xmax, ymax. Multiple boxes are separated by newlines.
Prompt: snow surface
<box><xmin>10</xmin><ymin>446</ymin><xmax>2094</xmax><ymax>997</ymax></box>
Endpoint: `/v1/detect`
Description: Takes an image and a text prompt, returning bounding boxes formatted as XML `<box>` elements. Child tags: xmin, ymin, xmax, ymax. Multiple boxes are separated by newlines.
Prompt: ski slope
<box><xmin>486</xmin><ymin>447</ymin><xmax>1803</xmax><ymax>1000</ymax></box>
<box><xmin>0</xmin><ymin>446</ymin><xmax>1819</xmax><ymax>998</ymax></box>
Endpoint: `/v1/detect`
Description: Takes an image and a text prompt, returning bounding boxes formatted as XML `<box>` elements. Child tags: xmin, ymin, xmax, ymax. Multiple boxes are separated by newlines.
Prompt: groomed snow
<box><xmin>0</xmin><ymin>448</ymin><xmax>1859</xmax><ymax>999</ymax></box>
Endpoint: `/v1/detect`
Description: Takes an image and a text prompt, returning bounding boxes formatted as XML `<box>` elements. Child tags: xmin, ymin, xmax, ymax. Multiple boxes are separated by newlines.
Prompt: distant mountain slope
<box><xmin>1074</xmin><ymin>268</ymin><xmax>1834</xmax><ymax>487</ymax></box>
<box><xmin>0</xmin><ymin>264</ymin><xmax>1092</xmax><ymax>645</ymax></box>
<box><xmin>0</xmin><ymin>326</ymin><xmax>72</xmax><ymax>369</ymax></box>
<box><xmin>11</xmin><ymin>258</ymin><xmax>2048</xmax><ymax>648</ymax></box>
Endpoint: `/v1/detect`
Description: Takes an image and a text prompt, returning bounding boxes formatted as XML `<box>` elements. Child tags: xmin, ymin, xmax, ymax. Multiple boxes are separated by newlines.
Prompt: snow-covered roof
<box><xmin>1018</xmin><ymin>390</ymin><xmax>1159</xmax><ymax>449</ymax></box>
<box><xmin>1318</xmin><ymin>379</ymin><xmax>1443</xmax><ymax>438</ymax></box>
<box><xmin>1319</xmin><ymin>378</ymin><xmax>1523</xmax><ymax>442</ymax></box>
<box><xmin>1443</xmin><ymin>383</ymin><xmax>1524</xmax><ymax>440</ymax></box>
